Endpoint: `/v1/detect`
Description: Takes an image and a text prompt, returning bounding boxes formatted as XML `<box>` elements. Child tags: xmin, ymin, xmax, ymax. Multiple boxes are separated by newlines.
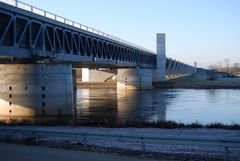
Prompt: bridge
<box><xmin>0</xmin><ymin>0</ymin><xmax>156</xmax><ymax>68</ymax></box>
<box><xmin>0</xmin><ymin>0</ymin><xmax>196</xmax><ymax>118</ymax></box>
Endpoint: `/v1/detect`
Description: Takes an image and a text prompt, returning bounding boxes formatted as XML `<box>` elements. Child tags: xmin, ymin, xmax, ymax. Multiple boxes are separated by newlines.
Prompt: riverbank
<box><xmin>0</xmin><ymin>126</ymin><xmax>239</xmax><ymax>161</ymax></box>
<box><xmin>77</xmin><ymin>76</ymin><xmax>240</xmax><ymax>89</ymax></box>
<box><xmin>154</xmin><ymin>77</ymin><xmax>240</xmax><ymax>89</ymax></box>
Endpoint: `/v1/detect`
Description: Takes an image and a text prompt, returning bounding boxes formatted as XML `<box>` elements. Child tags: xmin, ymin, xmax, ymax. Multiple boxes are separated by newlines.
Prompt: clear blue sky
<box><xmin>21</xmin><ymin>0</ymin><xmax>240</xmax><ymax>68</ymax></box>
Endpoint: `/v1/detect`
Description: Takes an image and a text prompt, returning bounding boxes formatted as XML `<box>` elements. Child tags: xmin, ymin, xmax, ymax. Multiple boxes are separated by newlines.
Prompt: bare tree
<box><xmin>208</xmin><ymin>60</ymin><xmax>239</xmax><ymax>75</ymax></box>
<box><xmin>233</xmin><ymin>62</ymin><xmax>240</xmax><ymax>75</ymax></box>
<box><xmin>223</xmin><ymin>58</ymin><xmax>230</xmax><ymax>73</ymax></box>
<box><xmin>233</xmin><ymin>62</ymin><xmax>240</xmax><ymax>69</ymax></box>
<box><xmin>216</xmin><ymin>61</ymin><xmax>223</xmax><ymax>72</ymax></box>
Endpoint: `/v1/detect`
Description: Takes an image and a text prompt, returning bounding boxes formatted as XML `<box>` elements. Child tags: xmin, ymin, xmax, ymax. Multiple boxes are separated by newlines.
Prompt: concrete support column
<box><xmin>0</xmin><ymin>63</ymin><xmax>73</xmax><ymax>118</ymax></box>
<box><xmin>117</xmin><ymin>69</ymin><xmax>152</xmax><ymax>90</ymax></box>
<box><xmin>152</xmin><ymin>33</ymin><xmax>166</xmax><ymax>82</ymax></box>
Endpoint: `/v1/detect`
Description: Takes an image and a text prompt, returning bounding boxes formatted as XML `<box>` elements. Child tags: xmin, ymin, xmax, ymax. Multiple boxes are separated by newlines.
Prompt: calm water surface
<box><xmin>76</xmin><ymin>89</ymin><xmax>240</xmax><ymax>125</ymax></box>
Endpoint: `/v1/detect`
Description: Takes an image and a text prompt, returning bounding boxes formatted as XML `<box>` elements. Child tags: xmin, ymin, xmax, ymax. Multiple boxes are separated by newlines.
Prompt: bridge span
<box><xmin>0</xmin><ymin>0</ymin><xmax>155</xmax><ymax>68</ymax></box>
<box><xmin>0</xmin><ymin>0</ymin><xmax>196</xmax><ymax>119</ymax></box>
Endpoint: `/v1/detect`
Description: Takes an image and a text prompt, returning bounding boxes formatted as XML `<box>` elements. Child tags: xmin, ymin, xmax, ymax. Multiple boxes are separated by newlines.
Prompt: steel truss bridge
<box><xmin>0</xmin><ymin>0</ymin><xmax>156</xmax><ymax>68</ymax></box>
<box><xmin>0</xmin><ymin>0</ymin><xmax>195</xmax><ymax>73</ymax></box>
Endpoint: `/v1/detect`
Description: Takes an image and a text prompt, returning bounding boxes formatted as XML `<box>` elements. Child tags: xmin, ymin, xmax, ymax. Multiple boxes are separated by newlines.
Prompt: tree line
<box><xmin>208</xmin><ymin>58</ymin><xmax>240</xmax><ymax>76</ymax></box>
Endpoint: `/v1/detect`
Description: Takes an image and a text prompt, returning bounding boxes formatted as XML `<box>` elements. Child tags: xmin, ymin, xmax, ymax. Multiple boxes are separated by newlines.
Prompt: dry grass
<box><xmin>0</xmin><ymin>118</ymin><xmax>239</xmax><ymax>130</ymax></box>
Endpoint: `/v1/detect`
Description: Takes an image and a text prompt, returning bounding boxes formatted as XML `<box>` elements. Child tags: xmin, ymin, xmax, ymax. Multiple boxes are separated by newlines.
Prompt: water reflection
<box><xmin>76</xmin><ymin>89</ymin><xmax>118</xmax><ymax>124</ymax></box>
<box><xmin>76</xmin><ymin>89</ymin><xmax>177</xmax><ymax>124</ymax></box>
<box><xmin>76</xmin><ymin>89</ymin><xmax>240</xmax><ymax>125</ymax></box>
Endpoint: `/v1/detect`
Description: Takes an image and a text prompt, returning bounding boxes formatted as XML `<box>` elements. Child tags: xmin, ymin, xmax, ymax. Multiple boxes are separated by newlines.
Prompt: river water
<box><xmin>75</xmin><ymin>89</ymin><xmax>240</xmax><ymax>125</ymax></box>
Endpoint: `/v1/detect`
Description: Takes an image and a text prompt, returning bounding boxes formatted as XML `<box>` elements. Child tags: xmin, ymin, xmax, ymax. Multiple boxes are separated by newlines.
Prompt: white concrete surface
<box><xmin>89</xmin><ymin>69</ymin><xmax>117</xmax><ymax>82</ymax></box>
<box><xmin>0</xmin><ymin>64</ymin><xmax>73</xmax><ymax>117</ymax></box>
<box><xmin>82</xmin><ymin>68</ymin><xmax>89</xmax><ymax>82</ymax></box>
<box><xmin>117</xmin><ymin>69</ymin><xmax>152</xmax><ymax>90</ymax></box>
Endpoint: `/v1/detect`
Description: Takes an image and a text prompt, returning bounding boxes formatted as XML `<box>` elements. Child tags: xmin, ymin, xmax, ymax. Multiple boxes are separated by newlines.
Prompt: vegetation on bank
<box><xmin>0</xmin><ymin>118</ymin><xmax>239</xmax><ymax>130</ymax></box>
<box><xmin>78</xmin><ymin>120</ymin><xmax>240</xmax><ymax>130</ymax></box>
<box><xmin>208</xmin><ymin>58</ymin><xmax>240</xmax><ymax>76</ymax></box>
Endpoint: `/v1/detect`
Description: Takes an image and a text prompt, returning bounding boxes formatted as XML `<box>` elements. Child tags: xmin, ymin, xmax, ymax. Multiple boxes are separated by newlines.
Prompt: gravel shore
<box><xmin>0</xmin><ymin>126</ymin><xmax>240</xmax><ymax>161</ymax></box>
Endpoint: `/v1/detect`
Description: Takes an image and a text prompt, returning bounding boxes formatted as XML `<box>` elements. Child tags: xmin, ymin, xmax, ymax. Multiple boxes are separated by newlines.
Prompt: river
<box><xmin>75</xmin><ymin>88</ymin><xmax>240</xmax><ymax>125</ymax></box>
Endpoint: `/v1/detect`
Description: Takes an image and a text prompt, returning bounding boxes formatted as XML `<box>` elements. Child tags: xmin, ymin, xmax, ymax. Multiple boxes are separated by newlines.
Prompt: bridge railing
<box><xmin>0</xmin><ymin>0</ymin><xmax>154</xmax><ymax>54</ymax></box>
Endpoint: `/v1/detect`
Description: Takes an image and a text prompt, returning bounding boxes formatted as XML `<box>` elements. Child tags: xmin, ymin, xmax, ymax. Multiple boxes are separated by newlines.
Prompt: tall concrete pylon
<box><xmin>152</xmin><ymin>33</ymin><xmax>166</xmax><ymax>82</ymax></box>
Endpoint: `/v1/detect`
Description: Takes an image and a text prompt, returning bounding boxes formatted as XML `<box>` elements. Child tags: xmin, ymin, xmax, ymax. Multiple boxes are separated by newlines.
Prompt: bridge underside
<box><xmin>0</xmin><ymin>57</ymin><xmax>141</xmax><ymax>69</ymax></box>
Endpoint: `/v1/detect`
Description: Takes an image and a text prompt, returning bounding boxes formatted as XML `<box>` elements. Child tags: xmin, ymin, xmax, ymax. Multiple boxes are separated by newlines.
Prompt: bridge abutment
<box><xmin>0</xmin><ymin>63</ymin><xmax>74</xmax><ymax>118</ymax></box>
<box><xmin>117</xmin><ymin>69</ymin><xmax>152</xmax><ymax>90</ymax></box>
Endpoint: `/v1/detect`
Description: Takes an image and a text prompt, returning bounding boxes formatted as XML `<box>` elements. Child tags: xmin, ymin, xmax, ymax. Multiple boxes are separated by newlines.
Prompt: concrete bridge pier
<box><xmin>152</xmin><ymin>33</ymin><xmax>166</xmax><ymax>82</ymax></box>
<box><xmin>0</xmin><ymin>63</ymin><xmax>74</xmax><ymax>120</ymax></box>
<box><xmin>117</xmin><ymin>69</ymin><xmax>152</xmax><ymax>90</ymax></box>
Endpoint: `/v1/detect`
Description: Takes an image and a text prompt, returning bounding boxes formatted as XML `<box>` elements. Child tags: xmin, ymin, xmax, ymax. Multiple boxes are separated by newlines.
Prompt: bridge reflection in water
<box><xmin>0</xmin><ymin>87</ymin><xmax>175</xmax><ymax>125</ymax></box>
<box><xmin>76</xmin><ymin>89</ymin><xmax>176</xmax><ymax>125</ymax></box>
<box><xmin>1</xmin><ymin>88</ymin><xmax>240</xmax><ymax>125</ymax></box>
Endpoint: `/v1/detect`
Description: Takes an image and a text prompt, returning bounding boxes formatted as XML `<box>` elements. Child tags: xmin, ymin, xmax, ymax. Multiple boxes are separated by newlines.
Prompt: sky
<box><xmin>20</xmin><ymin>0</ymin><xmax>240</xmax><ymax>68</ymax></box>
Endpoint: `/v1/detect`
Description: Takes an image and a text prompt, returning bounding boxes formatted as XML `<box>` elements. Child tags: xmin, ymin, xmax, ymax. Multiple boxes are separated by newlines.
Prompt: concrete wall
<box><xmin>75</xmin><ymin>68</ymin><xmax>117</xmax><ymax>83</ymax></box>
<box><xmin>117</xmin><ymin>69</ymin><xmax>152</xmax><ymax>90</ymax></box>
<box><xmin>152</xmin><ymin>33</ymin><xmax>166</xmax><ymax>82</ymax></box>
<box><xmin>89</xmin><ymin>69</ymin><xmax>117</xmax><ymax>82</ymax></box>
<box><xmin>0</xmin><ymin>64</ymin><xmax>73</xmax><ymax>117</ymax></box>
<box><xmin>78</xmin><ymin>68</ymin><xmax>152</xmax><ymax>89</ymax></box>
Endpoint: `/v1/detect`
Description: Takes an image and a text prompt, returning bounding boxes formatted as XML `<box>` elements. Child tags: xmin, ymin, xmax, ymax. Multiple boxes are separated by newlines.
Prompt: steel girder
<box><xmin>166</xmin><ymin>58</ymin><xmax>196</xmax><ymax>76</ymax></box>
<box><xmin>0</xmin><ymin>3</ymin><xmax>156</xmax><ymax>68</ymax></box>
